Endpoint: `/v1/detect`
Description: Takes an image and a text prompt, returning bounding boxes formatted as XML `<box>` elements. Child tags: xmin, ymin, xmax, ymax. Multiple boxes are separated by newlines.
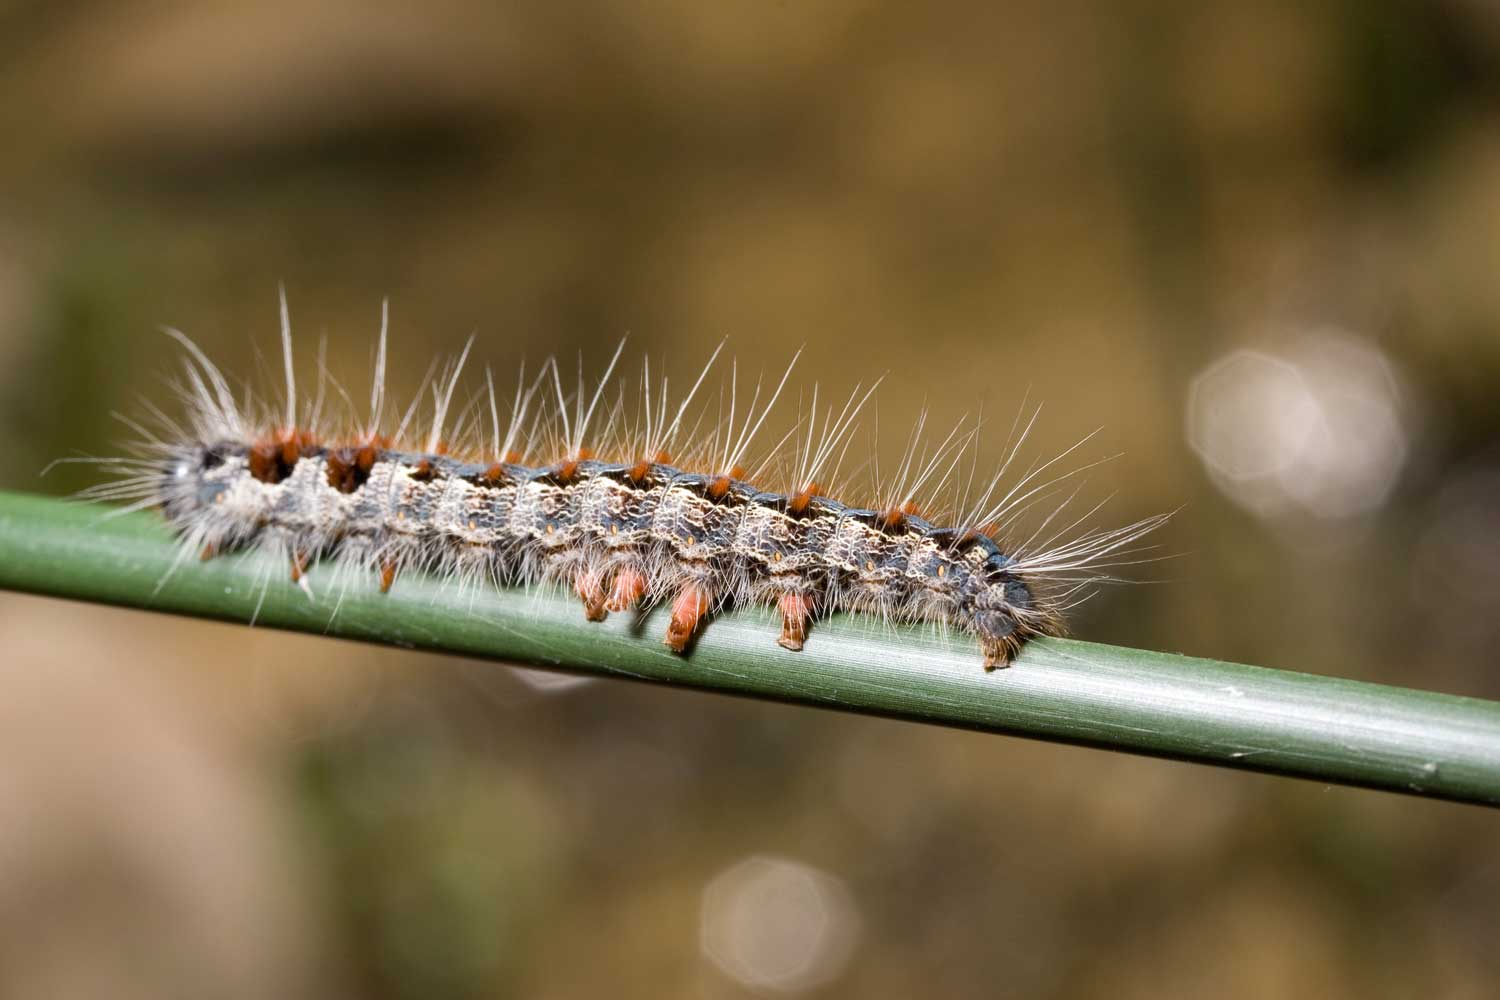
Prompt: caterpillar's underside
<box><xmin>83</xmin><ymin>304</ymin><xmax>1166</xmax><ymax>669</ymax></box>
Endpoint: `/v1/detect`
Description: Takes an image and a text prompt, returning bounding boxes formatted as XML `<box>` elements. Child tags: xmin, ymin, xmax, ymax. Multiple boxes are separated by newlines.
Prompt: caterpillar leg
<box><xmin>664</xmin><ymin>583</ymin><xmax>711</xmax><ymax>652</ymax></box>
<box><xmin>605</xmin><ymin>566</ymin><xmax>648</xmax><ymax>613</ymax></box>
<box><xmin>289</xmin><ymin>548</ymin><xmax>314</xmax><ymax>599</ymax></box>
<box><xmin>378</xmin><ymin>559</ymin><xmax>398</xmax><ymax>593</ymax></box>
<box><xmin>981</xmin><ymin>634</ymin><xmax>1022</xmax><ymax>671</ymax></box>
<box><xmin>574</xmin><ymin>567</ymin><xmax>609</xmax><ymax>622</ymax></box>
<box><xmin>973</xmin><ymin>606</ymin><xmax>1027</xmax><ymax>671</ymax></box>
<box><xmin>776</xmin><ymin>592</ymin><xmax>815</xmax><ymax>651</ymax></box>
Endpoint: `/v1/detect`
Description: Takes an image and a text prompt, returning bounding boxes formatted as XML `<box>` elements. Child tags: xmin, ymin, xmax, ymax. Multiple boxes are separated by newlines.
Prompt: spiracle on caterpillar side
<box><xmin>60</xmin><ymin>292</ymin><xmax>1171</xmax><ymax>670</ymax></box>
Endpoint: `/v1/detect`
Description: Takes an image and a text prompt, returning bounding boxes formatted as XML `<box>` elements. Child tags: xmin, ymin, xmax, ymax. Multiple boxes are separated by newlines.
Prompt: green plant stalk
<box><xmin>2</xmin><ymin>489</ymin><xmax>1498</xmax><ymax>807</ymax></box>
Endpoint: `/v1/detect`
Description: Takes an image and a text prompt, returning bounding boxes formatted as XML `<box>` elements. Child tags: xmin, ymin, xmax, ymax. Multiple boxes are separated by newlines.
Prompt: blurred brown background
<box><xmin>2</xmin><ymin>1</ymin><xmax>1499</xmax><ymax>997</ymax></box>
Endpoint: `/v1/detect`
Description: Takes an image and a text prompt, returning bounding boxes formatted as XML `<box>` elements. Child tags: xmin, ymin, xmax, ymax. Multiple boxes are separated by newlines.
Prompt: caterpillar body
<box><xmin>81</xmin><ymin>300</ymin><xmax>1167</xmax><ymax>670</ymax></box>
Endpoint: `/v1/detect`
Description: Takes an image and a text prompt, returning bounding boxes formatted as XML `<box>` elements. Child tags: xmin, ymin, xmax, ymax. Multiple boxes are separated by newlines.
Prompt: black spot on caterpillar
<box><xmin>70</xmin><ymin>295</ymin><xmax>1169</xmax><ymax>669</ymax></box>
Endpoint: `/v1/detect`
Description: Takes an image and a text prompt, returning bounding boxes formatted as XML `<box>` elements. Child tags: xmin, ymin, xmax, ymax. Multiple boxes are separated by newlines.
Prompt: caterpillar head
<box><xmin>158</xmin><ymin>442</ymin><xmax>237</xmax><ymax>522</ymax></box>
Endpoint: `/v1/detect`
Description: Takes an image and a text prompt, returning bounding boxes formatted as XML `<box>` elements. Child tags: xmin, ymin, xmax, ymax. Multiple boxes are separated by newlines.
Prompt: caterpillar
<box><xmin>74</xmin><ymin>296</ymin><xmax>1167</xmax><ymax>670</ymax></box>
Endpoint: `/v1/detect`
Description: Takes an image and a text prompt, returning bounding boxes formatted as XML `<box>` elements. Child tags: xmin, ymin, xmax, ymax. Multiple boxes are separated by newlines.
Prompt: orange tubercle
<box><xmin>276</xmin><ymin>426</ymin><xmax>318</xmax><ymax>467</ymax></box>
<box><xmin>970</xmin><ymin>521</ymin><xmax>1001</xmax><ymax>542</ymax></box>
<box><xmin>247</xmin><ymin>441</ymin><xmax>279</xmax><ymax>483</ymax></box>
<box><xmin>558</xmin><ymin>447</ymin><xmax>594</xmax><ymax>482</ymax></box>
<box><xmin>787</xmin><ymin>483</ymin><xmax>821</xmax><ymax>515</ymax></box>
<box><xmin>708</xmin><ymin>464</ymin><xmax>748</xmax><ymax>498</ymax></box>
<box><xmin>326</xmin><ymin>446</ymin><xmax>374</xmax><ymax>493</ymax></box>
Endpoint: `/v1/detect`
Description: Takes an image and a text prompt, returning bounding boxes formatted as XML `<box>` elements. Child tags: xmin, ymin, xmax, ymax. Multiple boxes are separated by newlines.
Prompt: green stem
<box><xmin>2</xmin><ymin>489</ymin><xmax>1498</xmax><ymax>807</ymax></box>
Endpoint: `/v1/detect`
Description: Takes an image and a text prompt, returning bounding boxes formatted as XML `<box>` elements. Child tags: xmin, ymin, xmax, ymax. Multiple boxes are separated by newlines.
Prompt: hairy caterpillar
<box><xmin>74</xmin><ymin>296</ymin><xmax>1167</xmax><ymax>670</ymax></box>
